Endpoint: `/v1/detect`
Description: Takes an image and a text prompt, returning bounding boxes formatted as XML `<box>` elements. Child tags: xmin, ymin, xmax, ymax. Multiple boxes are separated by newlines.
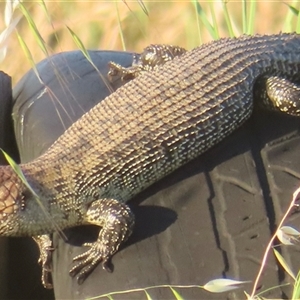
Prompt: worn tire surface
<box><xmin>8</xmin><ymin>50</ymin><xmax>300</xmax><ymax>299</ymax></box>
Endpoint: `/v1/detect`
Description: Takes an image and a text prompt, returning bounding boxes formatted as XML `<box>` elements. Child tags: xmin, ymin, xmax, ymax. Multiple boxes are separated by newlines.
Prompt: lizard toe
<box><xmin>69</xmin><ymin>242</ymin><xmax>112</xmax><ymax>284</ymax></box>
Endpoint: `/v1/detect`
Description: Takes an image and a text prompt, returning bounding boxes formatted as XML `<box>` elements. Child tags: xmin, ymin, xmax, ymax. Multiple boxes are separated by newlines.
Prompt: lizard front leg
<box><xmin>69</xmin><ymin>198</ymin><xmax>135</xmax><ymax>284</ymax></box>
<box><xmin>33</xmin><ymin>234</ymin><xmax>54</xmax><ymax>289</ymax></box>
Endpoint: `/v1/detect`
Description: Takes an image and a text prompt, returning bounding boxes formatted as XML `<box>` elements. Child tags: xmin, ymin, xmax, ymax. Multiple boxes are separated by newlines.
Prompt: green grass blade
<box><xmin>66</xmin><ymin>26</ymin><xmax>91</xmax><ymax>61</ymax></box>
<box><xmin>144</xmin><ymin>290</ymin><xmax>153</xmax><ymax>300</ymax></box>
<box><xmin>16</xmin><ymin>33</ymin><xmax>43</xmax><ymax>83</ymax></box>
<box><xmin>273</xmin><ymin>248</ymin><xmax>296</xmax><ymax>280</ymax></box>
<box><xmin>221</xmin><ymin>0</ymin><xmax>235</xmax><ymax>37</ymax></box>
<box><xmin>283</xmin><ymin>1</ymin><xmax>299</xmax><ymax>32</ymax></box>
<box><xmin>297</xmin><ymin>8</ymin><xmax>300</xmax><ymax>33</ymax></box>
<box><xmin>209</xmin><ymin>2</ymin><xmax>219</xmax><ymax>39</ymax></box>
<box><xmin>247</xmin><ymin>0</ymin><xmax>256</xmax><ymax>34</ymax></box>
<box><xmin>38</xmin><ymin>0</ymin><xmax>61</xmax><ymax>51</ymax></box>
<box><xmin>1</xmin><ymin>149</ymin><xmax>38</xmax><ymax>198</ymax></box>
<box><xmin>1</xmin><ymin>149</ymin><xmax>66</xmax><ymax>239</ymax></box>
<box><xmin>254</xmin><ymin>282</ymin><xmax>290</xmax><ymax>298</ymax></box>
<box><xmin>39</xmin><ymin>0</ymin><xmax>52</xmax><ymax>23</ymax></box>
<box><xmin>136</xmin><ymin>0</ymin><xmax>148</xmax><ymax>16</ymax></box>
<box><xmin>192</xmin><ymin>0</ymin><xmax>202</xmax><ymax>44</ymax></box>
<box><xmin>285</xmin><ymin>2</ymin><xmax>299</xmax><ymax>16</ymax></box>
<box><xmin>292</xmin><ymin>269</ymin><xmax>300</xmax><ymax>300</ymax></box>
<box><xmin>193</xmin><ymin>0</ymin><xmax>218</xmax><ymax>40</ymax></box>
<box><xmin>242</xmin><ymin>0</ymin><xmax>247</xmax><ymax>33</ymax></box>
<box><xmin>169</xmin><ymin>287</ymin><xmax>184</xmax><ymax>300</ymax></box>
<box><xmin>66</xmin><ymin>26</ymin><xmax>114</xmax><ymax>94</ymax></box>
<box><xmin>18</xmin><ymin>3</ymin><xmax>48</xmax><ymax>56</ymax></box>
<box><xmin>115</xmin><ymin>2</ymin><xmax>126</xmax><ymax>51</ymax></box>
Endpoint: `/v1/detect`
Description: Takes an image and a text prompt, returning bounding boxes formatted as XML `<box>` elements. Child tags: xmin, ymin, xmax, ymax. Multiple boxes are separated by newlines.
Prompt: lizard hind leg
<box><xmin>256</xmin><ymin>76</ymin><xmax>300</xmax><ymax>116</ymax></box>
<box><xmin>69</xmin><ymin>198</ymin><xmax>135</xmax><ymax>284</ymax></box>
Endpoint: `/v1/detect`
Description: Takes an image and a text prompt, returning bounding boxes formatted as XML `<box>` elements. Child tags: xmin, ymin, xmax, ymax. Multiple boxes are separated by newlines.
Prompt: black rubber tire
<box><xmin>9</xmin><ymin>50</ymin><xmax>300</xmax><ymax>299</ymax></box>
<box><xmin>6</xmin><ymin>50</ymin><xmax>133</xmax><ymax>300</ymax></box>
<box><xmin>0</xmin><ymin>71</ymin><xmax>18</xmax><ymax>163</ymax></box>
<box><xmin>0</xmin><ymin>71</ymin><xmax>17</xmax><ymax>300</ymax></box>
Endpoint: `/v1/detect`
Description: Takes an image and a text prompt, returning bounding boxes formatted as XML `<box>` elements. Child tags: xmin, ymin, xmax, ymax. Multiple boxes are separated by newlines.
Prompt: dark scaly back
<box><xmin>23</xmin><ymin>33</ymin><xmax>300</xmax><ymax>205</ymax></box>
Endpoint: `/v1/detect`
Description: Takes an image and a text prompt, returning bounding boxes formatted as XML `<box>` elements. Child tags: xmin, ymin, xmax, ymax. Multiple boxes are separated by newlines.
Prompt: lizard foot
<box><xmin>69</xmin><ymin>198</ymin><xmax>135</xmax><ymax>284</ymax></box>
<box><xmin>107</xmin><ymin>44</ymin><xmax>186</xmax><ymax>82</ymax></box>
<box><xmin>69</xmin><ymin>241</ymin><xmax>113</xmax><ymax>284</ymax></box>
<box><xmin>33</xmin><ymin>234</ymin><xmax>54</xmax><ymax>289</ymax></box>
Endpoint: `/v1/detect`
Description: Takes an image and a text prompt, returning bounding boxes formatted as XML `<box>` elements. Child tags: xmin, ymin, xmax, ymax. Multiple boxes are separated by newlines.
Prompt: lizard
<box><xmin>1</xmin><ymin>33</ymin><xmax>300</xmax><ymax>288</ymax></box>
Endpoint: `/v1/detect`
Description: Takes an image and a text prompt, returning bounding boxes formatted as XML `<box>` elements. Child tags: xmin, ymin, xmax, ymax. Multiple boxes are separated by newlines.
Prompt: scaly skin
<box><xmin>2</xmin><ymin>33</ymin><xmax>300</xmax><ymax>287</ymax></box>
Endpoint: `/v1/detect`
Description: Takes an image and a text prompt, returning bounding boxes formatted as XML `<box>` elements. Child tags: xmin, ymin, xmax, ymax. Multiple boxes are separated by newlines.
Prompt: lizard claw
<box><xmin>69</xmin><ymin>198</ymin><xmax>134</xmax><ymax>284</ymax></box>
<box><xmin>69</xmin><ymin>242</ymin><xmax>113</xmax><ymax>284</ymax></box>
<box><xmin>39</xmin><ymin>244</ymin><xmax>54</xmax><ymax>289</ymax></box>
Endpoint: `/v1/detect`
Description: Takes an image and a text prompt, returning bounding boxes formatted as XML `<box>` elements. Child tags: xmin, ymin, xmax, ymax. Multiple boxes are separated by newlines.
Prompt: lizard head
<box><xmin>0</xmin><ymin>165</ymin><xmax>26</xmax><ymax>235</ymax></box>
